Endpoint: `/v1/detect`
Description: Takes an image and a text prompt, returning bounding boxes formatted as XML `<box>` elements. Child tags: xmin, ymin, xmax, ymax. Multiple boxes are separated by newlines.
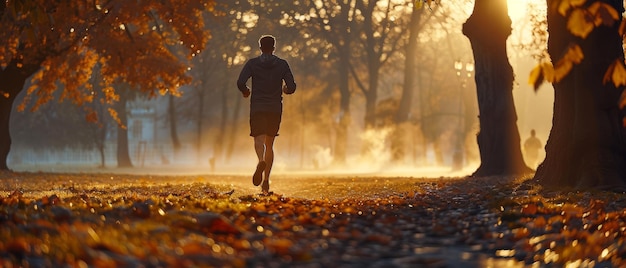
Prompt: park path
<box><xmin>0</xmin><ymin>170</ymin><xmax>530</xmax><ymax>267</ymax></box>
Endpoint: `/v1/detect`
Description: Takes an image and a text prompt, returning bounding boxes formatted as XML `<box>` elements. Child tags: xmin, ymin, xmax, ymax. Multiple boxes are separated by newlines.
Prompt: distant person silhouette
<box><xmin>523</xmin><ymin>129</ymin><xmax>542</xmax><ymax>169</ymax></box>
<box><xmin>237</xmin><ymin>35</ymin><xmax>296</xmax><ymax>195</ymax></box>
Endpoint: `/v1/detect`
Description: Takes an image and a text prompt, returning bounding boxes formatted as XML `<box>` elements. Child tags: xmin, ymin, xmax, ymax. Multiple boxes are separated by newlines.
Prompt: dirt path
<box><xmin>3</xmin><ymin>171</ymin><xmax>623</xmax><ymax>267</ymax></box>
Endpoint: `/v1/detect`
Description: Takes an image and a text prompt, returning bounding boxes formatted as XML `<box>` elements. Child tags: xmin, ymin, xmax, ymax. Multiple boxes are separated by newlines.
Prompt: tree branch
<box><xmin>348</xmin><ymin>60</ymin><xmax>368</xmax><ymax>95</ymax></box>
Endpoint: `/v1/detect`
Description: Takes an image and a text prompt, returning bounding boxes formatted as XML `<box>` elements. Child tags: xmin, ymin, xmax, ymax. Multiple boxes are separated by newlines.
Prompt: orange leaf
<box><xmin>603</xmin><ymin>60</ymin><xmax>618</xmax><ymax>85</ymax></box>
<box><xmin>567</xmin><ymin>8</ymin><xmax>595</xmax><ymax>38</ymax></box>
<box><xmin>588</xmin><ymin>2</ymin><xmax>619</xmax><ymax>27</ymax></box>
<box><xmin>558</xmin><ymin>0</ymin><xmax>587</xmax><ymax>16</ymax></box>
<box><xmin>611</xmin><ymin>61</ymin><xmax>626</xmax><ymax>87</ymax></box>
<box><xmin>553</xmin><ymin>45</ymin><xmax>584</xmax><ymax>82</ymax></box>
<box><xmin>554</xmin><ymin>61</ymin><xmax>574</xmax><ymax>82</ymax></box>
<box><xmin>604</xmin><ymin>59</ymin><xmax>626</xmax><ymax>87</ymax></box>
<box><xmin>529</xmin><ymin>61</ymin><xmax>557</xmax><ymax>90</ymax></box>
<box><xmin>541</xmin><ymin>61</ymin><xmax>556</xmax><ymax>82</ymax></box>
<box><xmin>564</xmin><ymin>44</ymin><xmax>584</xmax><ymax>64</ymax></box>
<box><xmin>528</xmin><ymin>64</ymin><xmax>544</xmax><ymax>90</ymax></box>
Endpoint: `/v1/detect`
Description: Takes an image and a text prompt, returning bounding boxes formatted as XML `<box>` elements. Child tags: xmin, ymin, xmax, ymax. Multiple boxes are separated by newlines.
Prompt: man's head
<box><xmin>259</xmin><ymin>35</ymin><xmax>275</xmax><ymax>54</ymax></box>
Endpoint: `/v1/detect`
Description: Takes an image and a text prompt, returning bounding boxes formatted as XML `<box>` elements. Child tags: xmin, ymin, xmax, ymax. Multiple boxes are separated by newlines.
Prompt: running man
<box><xmin>236</xmin><ymin>35</ymin><xmax>296</xmax><ymax>195</ymax></box>
<box><xmin>523</xmin><ymin>129</ymin><xmax>542</xmax><ymax>169</ymax></box>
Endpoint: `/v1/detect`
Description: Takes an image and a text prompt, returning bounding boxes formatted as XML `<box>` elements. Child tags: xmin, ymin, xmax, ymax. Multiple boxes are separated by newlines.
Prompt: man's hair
<box><xmin>259</xmin><ymin>35</ymin><xmax>275</xmax><ymax>52</ymax></box>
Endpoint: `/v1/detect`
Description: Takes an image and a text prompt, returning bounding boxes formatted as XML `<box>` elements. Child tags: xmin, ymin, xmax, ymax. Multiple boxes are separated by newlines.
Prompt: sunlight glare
<box><xmin>507</xmin><ymin>0</ymin><xmax>543</xmax><ymax>22</ymax></box>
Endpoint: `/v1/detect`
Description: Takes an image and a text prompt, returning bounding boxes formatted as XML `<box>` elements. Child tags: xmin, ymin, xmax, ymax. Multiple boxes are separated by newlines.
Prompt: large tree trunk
<box><xmin>0</xmin><ymin>61</ymin><xmax>39</xmax><ymax>170</ymax></box>
<box><xmin>463</xmin><ymin>0</ymin><xmax>531</xmax><ymax>176</ymax></box>
<box><xmin>116</xmin><ymin>88</ymin><xmax>133</xmax><ymax>168</ymax></box>
<box><xmin>535</xmin><ymin>0</ymin><xmax>626</xmax><ymax>189</ymax></box>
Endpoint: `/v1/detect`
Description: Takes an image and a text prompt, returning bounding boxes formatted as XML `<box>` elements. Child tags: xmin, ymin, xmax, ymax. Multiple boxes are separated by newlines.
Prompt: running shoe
<box><xmin>253</xmin><ymin>161</ymin><xmax>266</xmax><ymax>186</ymax></box>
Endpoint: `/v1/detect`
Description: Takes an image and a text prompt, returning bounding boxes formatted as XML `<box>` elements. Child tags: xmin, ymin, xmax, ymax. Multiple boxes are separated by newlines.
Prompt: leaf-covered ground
<box><xmin>1</xmin><ymin>171</ymin><xmax>626</xmax><ymax>267</ymax></box>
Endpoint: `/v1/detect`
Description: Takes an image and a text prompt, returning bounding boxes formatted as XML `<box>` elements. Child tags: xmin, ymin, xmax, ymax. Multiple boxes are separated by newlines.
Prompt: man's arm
<box><xmin>282</xmin><ymin>61</ymin><xmax>296</xmax><ymax>94</ymax></box>
<box><xmin>236</xmin><ymin>61</ymin><xmax>252</xmax><ymax>97</ymax></box>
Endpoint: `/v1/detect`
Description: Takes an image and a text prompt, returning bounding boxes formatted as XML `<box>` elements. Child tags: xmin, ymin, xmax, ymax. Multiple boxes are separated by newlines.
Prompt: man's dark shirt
<box><xmin>237</xmin><ymin>54</ymin><xmax>296</xmax><ymax>114</ymax></box>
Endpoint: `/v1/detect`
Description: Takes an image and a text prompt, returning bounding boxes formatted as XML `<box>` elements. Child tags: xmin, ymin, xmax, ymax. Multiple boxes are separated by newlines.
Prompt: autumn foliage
<box><xmin>527</xmin><ymin>0</ymin><xmax>626</xmax><ymax>123</ymax></box>
<box><xmin>0</xmin><ymin>0</ymin><xmax>214</xmax><ymax>120</ymax></box>
<box><xmin>3</xmin><ymin>173</ymin><xmax>626</xmax><ymax>266</ymax></box>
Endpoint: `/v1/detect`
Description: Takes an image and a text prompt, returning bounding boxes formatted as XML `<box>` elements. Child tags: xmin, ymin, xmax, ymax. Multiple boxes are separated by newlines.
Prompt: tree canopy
<box><xmin>0</xmin><ymin>0</ymin><xmax>215</xmax><ymax>169</ymax></box>
<box><xmin>1</xmin><ymin>0</ymin><xmax>214</xmax><ymax>119</ymax></box>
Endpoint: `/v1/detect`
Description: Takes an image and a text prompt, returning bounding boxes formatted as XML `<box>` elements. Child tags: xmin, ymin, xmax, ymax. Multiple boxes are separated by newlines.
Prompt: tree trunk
<box><xmin>392</xmin><ymin>7</ymin><xmax>421</xmax><ymax>163</ymax></box>
<box><xmin>463</xmin><ymin>0</ymin><xmax>531</xmax><ymax>176</ymax></box>
<box><xmin>116</xmin><ymin>89</ymin><xmax>133</xmax><ymax>168</ymax></box>
<box><xmin>0</xmin><ymin>95</ymin><xmax>15</xmax><ymax>170</ymax></box>
<box><xmin>196</xmin><ymin>87</ymin><xmax>205</xmax><ymax>164</ymax></box>
<box><xmin>213</xmin><ymin>72</ymin><xmax>229</xmax><ymax>164</ymax></box>
<box><xmin>535</xmin><ymin>0</ymin><xmax>626</xmax><ymax>189</ymax></box>
<box><xmin>96</xmin><ymin>120</ymin><xmax>107</xmax><ymax>168</ymax></box>
<box><xmin>333</xmin><ymin>49</ymin><xmax>351</xmax><ymax>166</ymax></box>
<box><xmin>363</xmin><ymin>69</ymin><xmax>379</xmax><ymax>129</ymax></box>
<box><xmin>225</xmin><ymin>90</ymin><xmax>241</xmax><ymax>162</ymax></box>
<box><xmin>98</xmin><ymin>143</ymin><xmax>105</xmax><ymax>168</ymax></box>
<box><xmin>0</xmin><ymin>61</ymin><xmax>39</xmax><ymax>170</ymax></box>
<box><xmin>168</xmin><ymin>94</ymin><xmax>181</xmax><ymax>153</ymax></box>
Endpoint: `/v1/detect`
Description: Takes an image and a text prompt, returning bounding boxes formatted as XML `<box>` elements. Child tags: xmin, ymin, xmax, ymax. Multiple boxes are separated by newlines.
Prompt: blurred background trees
<box><xmin>3</xmin><ymin>0</ymin><xmax>558</xmax><ymax>176</ymax></box>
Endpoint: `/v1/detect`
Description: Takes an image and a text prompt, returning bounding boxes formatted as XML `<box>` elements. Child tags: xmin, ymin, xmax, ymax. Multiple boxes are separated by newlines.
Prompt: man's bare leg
<box><xmin>262</xmin><ymin>135</ymin><xmax>275</xmax><ymax>194</ymax></box>
<box><xmin>252</xmin><ymin>135</ymin><xmax>267</xmax><ymax>186</ymax></box>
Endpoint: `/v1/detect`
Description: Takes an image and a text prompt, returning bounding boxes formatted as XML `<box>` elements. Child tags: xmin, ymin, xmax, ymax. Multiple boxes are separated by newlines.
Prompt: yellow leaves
<box><xmin>560</xmin><ymin>0</ymin><xmax>620</xmax><ymax>38</ymax></box>
<box><xmin>588</xmin><ymin>2</ymin><xmax>619</xmax><ymax>27</ymax></box>
<box><xmin>415</xmin><ymin>0</ymin><xmax>423</xmax><ymax>10</ymax></box>
<box><xmin>107</xmin><ymin>107</ymin><xmax>123</xmax><ymax>127</ymax></box>
<box><xmin>567</xmin><ymin>8</ymin><xmax>595</xmax><ymax>38</ymax></box>
<box><xmin>555</xmin><ymin>44</ymin><xmax>584</xmax><ymax>78</ymax></box>
<box><xmin>414</xmin><ymin>0</ymin><xmax>437</xmax><ymax>10</ymax></box>
<box><xmin>529</xmin><ymin>62</ymin><xmax>553</xmax><ymax>90</ymax></box>
<box><xmin>103</xmin><ymin>86</ymin><xmax>119</xmax><ymax>103</ymax></box>
<box><xmin>603</xmin><ymin>59</ymin><xmax>626</xmax><ymax>88</ymax></box>
<box><xmin>557</xmin><ymin>0</ymin><xmax>586</xmax><ymax>16</ymax></box>
<box><xmin>528</xmin><ymin>45</ymin><xmax>584</xmax><ymax>90</ymax></box>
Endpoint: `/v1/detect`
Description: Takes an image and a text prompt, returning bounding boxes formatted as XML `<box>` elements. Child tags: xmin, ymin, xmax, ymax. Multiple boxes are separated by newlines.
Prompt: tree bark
<box><xmin>535</xmin><ymin>0</ymin><xmax>626</xmax><ymax>189</ymax></box>
<box><xmin>392</xmin><ymin>6</ymin><xmax>421</xmax><ymax>163</ymax></box>
<box><xmin>363</xmin><ymin>68</ymin><xmax>379</xmax><ymax>129</ymax></box>
<box><xmin>463</xmin><ymin>0</ymin><xmax>531</xmax><ymax>176</ymax></box>
<box><xmin>116</xmin><ymin>88</ymin><xmax>133</xmax><ymax>168</ymax></box>
<box><xmin>225</xmin><ymin>90</ymin><xmax>241</xmax><ymax>162</ymax></box>
<box><xmin>168</xmin><ymin>94</ymin><xmax>181</xmax><ymax>153</ymax></box>
<box><xmin>333</xmin><ymin>46</ymin><xmax>351</xmax><ymax>166</ymax></box>
<box><xmin>196</xmin><ymin>87</ymin><xmax>205</xmax><ymax>162</ymax></box>
<box><xmin>214</xmin><ymin>73</ymin><xmax>228</xmax><ymax>163</ymax></box>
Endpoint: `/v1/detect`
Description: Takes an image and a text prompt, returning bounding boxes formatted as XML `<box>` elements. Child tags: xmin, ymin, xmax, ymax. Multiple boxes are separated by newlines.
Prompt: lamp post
<box><xmin>452</xmin><ymin>60</ymin><xmax>474</xmax><ymax>171</ymax></box>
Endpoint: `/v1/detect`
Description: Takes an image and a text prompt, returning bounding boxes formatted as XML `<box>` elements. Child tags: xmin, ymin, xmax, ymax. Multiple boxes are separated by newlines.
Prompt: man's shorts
<box><xmin>250</xmin><ymin>111</ymin><xmax>282</xmax><ymax>137</ymax></box>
